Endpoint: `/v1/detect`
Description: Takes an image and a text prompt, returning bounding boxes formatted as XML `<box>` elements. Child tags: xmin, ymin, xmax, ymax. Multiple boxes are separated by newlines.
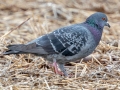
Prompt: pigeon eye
<box><xmin>102</xmin><ymin>17</ymin><xmax>106</xmax><ymax>21</ymax></box>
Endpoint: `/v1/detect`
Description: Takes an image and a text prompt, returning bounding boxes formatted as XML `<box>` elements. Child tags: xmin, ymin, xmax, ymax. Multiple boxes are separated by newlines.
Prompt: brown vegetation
<box><xmin>0</xmin><ymin>0</ymin><xmax>120</xmax><ymax>90</ymax></box>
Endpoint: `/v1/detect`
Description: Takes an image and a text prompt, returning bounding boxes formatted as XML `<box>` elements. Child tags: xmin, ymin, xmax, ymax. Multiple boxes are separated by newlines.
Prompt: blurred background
<box><xmin>0</xmin><ymin>0</ymin><xmax>120</xmax><ymax>90</ymax></box>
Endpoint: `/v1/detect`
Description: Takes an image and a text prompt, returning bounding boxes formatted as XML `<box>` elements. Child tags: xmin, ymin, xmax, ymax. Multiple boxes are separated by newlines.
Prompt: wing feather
<box><xmin>34</xmin><ymin>24</ymin><xmax>88</xmax><ymax>56</ymax></box>
<box><xmin>6</xmin><ymin>24</ymin><xmax>88</xmax><ymax>56</ymax></box>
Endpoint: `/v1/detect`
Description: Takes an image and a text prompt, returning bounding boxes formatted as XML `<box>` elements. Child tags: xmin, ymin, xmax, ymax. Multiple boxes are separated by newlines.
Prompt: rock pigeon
<box><xmin>3</xmin><ymin>12</ymin><xmax>110</xmax><ymax>76</ymax></box>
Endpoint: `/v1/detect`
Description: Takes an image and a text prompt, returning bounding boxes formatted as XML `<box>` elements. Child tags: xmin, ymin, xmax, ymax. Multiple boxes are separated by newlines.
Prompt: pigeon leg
<box><xmin>52</xmin><ymin>59</ymin><xmax>63</xmax><ymax>75</ymax></box>
<box><xmin>58</xmin><ymin>63</ymin><xmax>68</xmax><ymax>76</ymax></box>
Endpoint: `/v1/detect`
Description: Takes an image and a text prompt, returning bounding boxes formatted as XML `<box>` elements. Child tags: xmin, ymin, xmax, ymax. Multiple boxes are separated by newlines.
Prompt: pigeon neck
<box><xmin>85</xmin><ymin>19</ymin><xmax>103</xmax><ymax>30</ymax></box>
<box><xmin>84</xmin><ymin>22</ymin><xmax>103</xmax><ymax>45</ymax></box>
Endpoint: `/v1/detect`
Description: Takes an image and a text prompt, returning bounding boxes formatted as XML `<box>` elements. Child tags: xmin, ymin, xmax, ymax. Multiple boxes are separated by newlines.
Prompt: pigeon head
<box><xmin>85</xmin><ymin>12</ymin><xmax>110</xmax><ymax>30</ymax></box>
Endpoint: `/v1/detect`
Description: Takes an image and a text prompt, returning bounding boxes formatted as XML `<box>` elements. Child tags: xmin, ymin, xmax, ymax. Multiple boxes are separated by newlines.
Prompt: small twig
<box><xmin>7</xmin><ymin>55</ymin><xmax>25</xmax><ymax>70</ymax></box>
<box><xmin>75</xmin><ymin>64</ymin><xmax>77</xmax><ymax>79</ymax></box>
<box><xmin>92</xmin><ymin>55</ymin><xmax>103</xmax><ymax>66</ymax></box>
<box><xmin>0</xmin><ymin>18</ymin><xmax>30</xmax><ymax>41</ymax></box>
<box><xmin>80</xmin><ymin>64</ymin><xmax>87</xmax><ymax>77</ymax></box>
<box><xmin>101</xmin><ymin>71</ymin><xmax>120</xmax><ymax>79</ymax></box>
<box><xmin>44</xmin><ymin>78</ymin><xmax>51</xmax><ymax>90</ymax></box>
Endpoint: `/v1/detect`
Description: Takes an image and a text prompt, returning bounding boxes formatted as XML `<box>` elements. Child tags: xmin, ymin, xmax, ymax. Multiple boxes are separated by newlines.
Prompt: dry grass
<box><xmin>0</xmin><ymin>0</ymin><xmax>120</xmax><ymax>90</ymax></box>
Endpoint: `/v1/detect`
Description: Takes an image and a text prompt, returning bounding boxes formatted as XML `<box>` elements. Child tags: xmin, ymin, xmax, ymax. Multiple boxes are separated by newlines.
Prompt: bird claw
<box><xmin>52</xmin><ymin>62</ymin><xmax>64</xmax><ymax>76</ymax></box>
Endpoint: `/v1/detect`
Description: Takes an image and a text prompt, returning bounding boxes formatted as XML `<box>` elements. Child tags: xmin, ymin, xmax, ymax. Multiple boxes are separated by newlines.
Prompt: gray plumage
<box><xmin>3</xmin><ymin>12</ymin><xmax>110</xmax><ymax>76</ymax></box>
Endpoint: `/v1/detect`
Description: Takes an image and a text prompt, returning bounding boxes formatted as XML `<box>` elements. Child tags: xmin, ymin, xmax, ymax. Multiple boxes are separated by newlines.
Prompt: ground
<box><xmin>0</xmin><ymin>0</ymin><xmax>120</xmax><ymax>90</ymax></box>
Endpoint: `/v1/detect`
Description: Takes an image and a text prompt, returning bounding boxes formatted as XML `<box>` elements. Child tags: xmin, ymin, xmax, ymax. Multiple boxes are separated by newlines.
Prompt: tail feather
<box><xmin>3</xmin><ymin>43</ymin><xmax>48</xmax><ymax>55</ymax></box>
<box><xmin>7</xmin><ymin>44</ymin><xmax>27</xmax><ymax>51</ymax></box>
<box><xmin>3</xmin><ymin>50</ymin><xmax>20</xmax><ymax>55</ymax></box>
<box><xmin>3</xmin><ymin>44</ymin><xmax>31</xmax><ymax>55</ymax></box>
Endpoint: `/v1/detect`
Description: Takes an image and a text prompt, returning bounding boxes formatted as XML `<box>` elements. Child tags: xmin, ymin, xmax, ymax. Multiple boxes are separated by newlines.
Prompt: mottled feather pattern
<box><xmin>53</xmin><ymin>25</ymin><xmax>88</xmax><ymax>56</ymax></box>
<box><xmin>35</xmin><ymin>24</ymin><xmax>88</xmax><ymax>56</ymax></box>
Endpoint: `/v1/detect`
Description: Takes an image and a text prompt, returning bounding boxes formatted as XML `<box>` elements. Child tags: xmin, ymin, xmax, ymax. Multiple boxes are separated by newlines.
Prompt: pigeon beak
<box><xmin>105</xmin><ymin>22</ymin><xmax>110</xmax><ymax>28</ymax></box>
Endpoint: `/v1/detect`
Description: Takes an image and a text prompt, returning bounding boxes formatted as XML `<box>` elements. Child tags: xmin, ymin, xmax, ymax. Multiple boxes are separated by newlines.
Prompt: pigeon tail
<box><xmin>3</xmin><ymin>44</ymin><xmax>28</xmax><ymax>55</ymax></box>
<box><xmin>3</xmin><ymin>43</ymin><xmax>48</xmax><ymax>55</ymax></box>
<box><xmin>3</xmin><ymin>50</ymin><xmax>23</xmax><ymax>55</ymax></box>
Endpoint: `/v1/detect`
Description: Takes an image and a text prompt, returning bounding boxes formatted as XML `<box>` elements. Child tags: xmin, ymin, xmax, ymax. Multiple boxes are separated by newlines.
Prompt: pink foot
<box><xmin>52</xmin><ymin>62</ymin><xmax>64</xmax><ymax>76</ymax></box>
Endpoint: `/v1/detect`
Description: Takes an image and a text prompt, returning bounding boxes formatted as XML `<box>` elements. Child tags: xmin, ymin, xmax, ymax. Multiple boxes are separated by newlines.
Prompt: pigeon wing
<box><xmin>36</xmin><ymin>24</ymin><xmax>88</xmax><ymax>56</ymax></box>
<box><xmin>6</xmin><ymin>24</ymin><xmax>88</xmax><ymax>56</ymax></box>
<box><xmin>52</xmin><ymin>24</ymin><xmax>88</xmax><ymax>56</ymax></box>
